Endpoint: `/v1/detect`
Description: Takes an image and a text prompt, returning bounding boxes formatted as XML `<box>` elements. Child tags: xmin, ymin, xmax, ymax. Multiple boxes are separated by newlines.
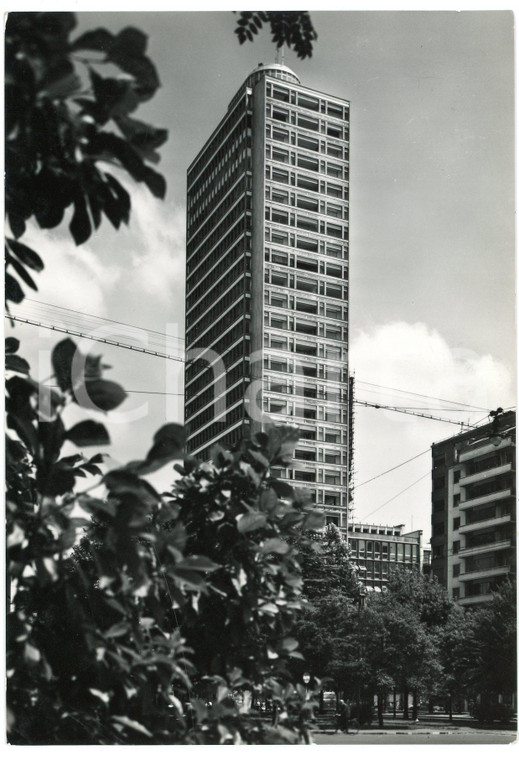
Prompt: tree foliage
<box><xmin>6</xmin><ymin>336</ymin><xmax>322</xmax><ymax>743</ymax></box>
<box><xmin>234</xmin><ymin>11</ymin><xmax>317</xmax><ymax>59</ymax></box>
<box><xmin>5</xmin><ymin>11</ymin><xmax>167</xmax><ymax>306</ymax></box>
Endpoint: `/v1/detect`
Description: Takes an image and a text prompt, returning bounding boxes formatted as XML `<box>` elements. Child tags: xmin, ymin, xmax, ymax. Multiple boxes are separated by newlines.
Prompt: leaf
<box><xmin>302</xmin><ymin>509</ymin><xmax>325</xmax><ymax>531</ymax></box>
<box><xmin>170</xmin><ymin>567</ymin><xmax>205</xmax><ymax>590</ymax></box>
<box><xmin>66</xmin><ymin>420</ymin><xmax>110</xmax><ymax>447</ymax></box>
<box><xmin>5</xmin><ymin>337</ymin><xmax>20</xmax><ymax>354</ymax></box>
<box><xmin>142</xmin><ymin>165</ymin><xmax>166</xmax><ymax>199</ymax></box>
<box><xmin>268</xmin><ymin>479</ymin><xmax>294</xmax><ymax>499</ymax></box>
<box><xmin>52</xmin><ymin>338</ymin><xmax>78</xmax><ymax>392</ymax></box>
<box><xmin>105</xmin><ymin>621</ymin><xmax>129</xmax><ymax>638</ymax></box>
<box><xmin>5</xmin><ymin>273</ymin><xmax>24</xmax><ymax>303</ymax></box>
<box><xmin>260</xmin><ymin>538</ymin><xmax>290</xmax><ymax>555</ymax></box>
<box><xmin>175</xmin><ymin>555</ymin><xmax>220</xmax><ymax>573</ymax></box>
<box><xmin>7</xmin><ymin>238</ymin><xmax>44</xmax><ymax>271</ymax></box>
<box><xmin>5</xmin><ymin>354</ymin><xmax>30</xmax><ymax>374</ymax></box>
<box><xmin>236</xmin><ymin>512</ymin><xmax>267</xmax><ymax>534</ymax></box>
<box><xmin>8</xmin><ymin>257</ymin><xmax>38</xmax><ymax>291</ymax></box>
<box><xmin>74</xmin><ymin>379</ymin><xmax>127</xmax><ymax>411</ymax></box>
<box><xmin>70</xmin><ymin>195</ymin><xmax>92</xmax><ymax>245</ymax></box>
<box><xmin>111</xmin><ymin>715</ymin><xmax>152</xmax><ymax>738</ymax></box>
<box><xmin>72</xmin><ymin>28</ymin><xmax>115</xmax><ymax>52</ymax></box>
<box><xmin>280</xmin><ymin>637</ymin><xmax>299</xmax><ymax>652</ymax></box>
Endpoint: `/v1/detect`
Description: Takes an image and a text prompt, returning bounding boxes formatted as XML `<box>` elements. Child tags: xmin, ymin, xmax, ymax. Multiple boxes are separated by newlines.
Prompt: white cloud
<box><xmin>350</xmin><ymin>322</ymin><xmax>514</xmax><ymax>539</ymax></box>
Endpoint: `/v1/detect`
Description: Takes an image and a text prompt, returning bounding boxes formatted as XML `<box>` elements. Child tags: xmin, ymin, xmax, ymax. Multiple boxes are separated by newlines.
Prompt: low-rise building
<box><xmin>346</xmin><ymin>522</ymin><xmax>422</xmax><ymax>590</ymax></box>
<box><xmin>430</xmin><ymin>410</ymin><xmax>516</xmax><ymax>605</ymax></box>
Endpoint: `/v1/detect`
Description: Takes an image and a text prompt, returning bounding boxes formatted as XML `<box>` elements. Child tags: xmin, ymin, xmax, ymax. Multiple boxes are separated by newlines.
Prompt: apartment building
<box><xmin>346</xmin><ymin>522</ymin><xmax>422</xmax><ymax>590</ymax></box>
<box><xmin>185</xmin><ymin>63</ymin><xmax>352</xmax><ymax>528</ymax></box>
<box><xmin>430</xmin><ymin>410</ymin><xmax>516</xmax><ymax>605</ymax></box>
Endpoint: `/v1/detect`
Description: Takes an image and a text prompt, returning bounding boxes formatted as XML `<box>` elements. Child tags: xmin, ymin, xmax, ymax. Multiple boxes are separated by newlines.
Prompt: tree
<box><xmin>6</xmin><ymin>337</ymin><xmax>322</xmax><ymax>743</ymax></box>
<box><xmin>5</xmin><ymin>12</ymin><xmax>168</xmax><ymax>308</ymax></box>
<box><xmin>234</xmin><ymin>11</ymin><xmax>317</xmax><ymax>59</ymax></box>
<box><xmin>5</xmin><ymin>10</ymin><xmax>321</xmax><ymax>744</ymax></box>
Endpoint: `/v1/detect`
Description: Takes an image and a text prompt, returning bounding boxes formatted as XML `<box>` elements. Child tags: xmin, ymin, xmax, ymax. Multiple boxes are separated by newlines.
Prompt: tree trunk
<box><xmin>319</xmin><ymin>690</ymin><xmax>324</xmax><ymax>714</ymax></box>
<box><xmin>403</xmin><ymin>687</ymin><xmax>409</xmax><ymax>720</ymax></box>
<box><xmin>377</xmin><ymin>694</ymin><xmax>384</xmax><ymax>728</ymax></box>
<box><xmin>393</xmin><ymin>689</ymin><xmax>397</xmax><ymax>718</ymax></box>
<box><xmin>412</xmin><ymin>689</ymin><xmax>419</xmax><ymax>721</ymax></box>
<box><xmin>448</xmin><ymin>694</ymin><xmax>453</xmax><ymax>722</ymax></box>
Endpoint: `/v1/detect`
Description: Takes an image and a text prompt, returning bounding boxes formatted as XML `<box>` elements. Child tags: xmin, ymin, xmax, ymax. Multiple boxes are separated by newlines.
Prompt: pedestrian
<box><xmin>335</xmin><ymin>699</ymin><xmax>351</xmax><ymax>734</ymax></box>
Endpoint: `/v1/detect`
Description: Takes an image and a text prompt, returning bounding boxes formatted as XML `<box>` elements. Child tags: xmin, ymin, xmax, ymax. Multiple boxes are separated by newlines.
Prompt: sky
<box><xmin>6</xmin><ymin>7</ymin><xmax>516</xmax><ymax>545</ymax></box>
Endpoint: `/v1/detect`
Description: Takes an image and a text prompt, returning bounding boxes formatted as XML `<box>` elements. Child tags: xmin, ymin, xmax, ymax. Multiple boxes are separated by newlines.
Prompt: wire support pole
<box><xmin>5</xmin><ymin>315</ymin><xmax>188</xmax><ymax>364</ymax></box>
<box><xmin>354</xmin><ymin>399</ymin><xmax>477</xmax><ymax>428</ymax></box>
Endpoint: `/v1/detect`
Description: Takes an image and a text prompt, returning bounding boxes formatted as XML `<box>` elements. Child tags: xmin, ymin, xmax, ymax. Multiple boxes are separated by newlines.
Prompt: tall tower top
<box><xmin>247</xmin><ymin>62</ymin><xmax>301</xmax><ymax>87</ymax></box>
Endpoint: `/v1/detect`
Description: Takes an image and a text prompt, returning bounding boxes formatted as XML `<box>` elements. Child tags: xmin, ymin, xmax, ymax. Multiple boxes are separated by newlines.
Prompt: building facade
<box><xmin>346</xmin><ymin>522</ymin><xmax>422</xmax><ymax>590</ymax></box>
<box><xmin>430</xmin><ymin>410</ymin><xmax>516</xmax><ymax>606</ymax></box>
<box><xmin>185</xmin><ymin>63</ymin><xmax>352</xmax><ymax>528</ymax></box>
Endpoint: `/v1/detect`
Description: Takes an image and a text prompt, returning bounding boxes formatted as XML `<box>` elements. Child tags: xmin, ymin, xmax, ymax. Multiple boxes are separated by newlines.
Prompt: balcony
<box><xmin>458</xmin><ymin>438</ymin><xmax>513</xmax><ymax>463</ymax></box>
<box><xmin>459</xmin><ymin>564</ymin><xmax>511</xmax><ymax>583</ymax></box>
<box><xmin>458</xmin><ymin>539</ymin><xmax>512</xmax><ymax>558</ymax></box>
<box><xmin>458</xmin><ymin>513</ymin><xmax>512</xmax><ymax>534</ymax></box>
<box><xmin>459</xmin><ymin>462</ymin><xmax>512</xmax><ymax>487</ymax></box>
<box><xmin>458</xmin><ymin>592</ymin><xmax>495</xmax><ymax>606</ymax></box>
<box><xmin>459</xmin><ymin>487</ymin><xmax>513</xmax><ymax>510</ymax></box>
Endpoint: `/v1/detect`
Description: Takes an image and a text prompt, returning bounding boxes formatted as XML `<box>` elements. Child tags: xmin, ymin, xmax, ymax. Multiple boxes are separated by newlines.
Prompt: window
<box><xmin>327</xmin><ymin>103</ymin><xmax>343</xmax><ymax>118</ymax></box>
<box><xmin>296</xmin><ymin>320</ymin><xmax>317</xmax><ymax>336</ymax></box>
<box><xmin>294</xmin><ymin>470</ymin><xmax>316</xmax><ymax>482</ymax></box>
<box><xmin>325</xmin><ymin>325</ymin><xmax>341</xmax><ymax>340</ymax></box>
<box><xmin>453</xmin><ymin>470</ymin><xmax>461</xmax><ymax>484</ymax></box>
<box><xmin>452</xmin><ymin>540</ymin><xmax>460</xmax><ymax>555</ymax></box>
<box><xmin>296</xmin><ymin>277</ymin><xmax>318</xmax><ymax>293</ymax></box>
<box><xmin>453</xmin><ymin>494</ymin><xmax>461</xmax><ymax>507</ymax></box>
<box><xmin>272</xmin><ymin>209</ymin><xmax>288</xmax><ymax>225</ymax></box>
<box><xmin>270</xmin><ymin>336</ymin><xmax>287</xmax><ymax>350</ymax></box>
<box><xmin>327</xmin><ymin>183</ymin><xmax>342</xmax><ymax>198</ymax></box>
<box><xmin>326</xmin><ymin>283</ymin><xmax>342</xmax><ymax>299</ymax></box>
<box><xmin>271</xmin><ymin>230</ymin><xmax>288</xmax><ymax>246</ymax></box>
<box><xmin>297</xmin><ymin>216</ymin><xmax>318</xmax><ymax>232</ymax></box>
<box><xmin>272</xmin><ymin>168</ymin><xmax>289</xmax><ymax>184</ymax></box>
<box><xmin>297</xmin><ymin>196</ymin><xmax>318</xmax><ymax>212</ymax></box>
<box><xmin>326</xmin><ymin>304</ymin><xmax>342</xmax><ymax>319</ymax></box>
<box><xmin>296</xmin><ymin>257</ymin><xmax>318</xmax><ymax>272</ymax></box>
<box><xmin>296</xmin><ymin>298</ymin><xmax>317</xmax><ymax>314</ymax></box>
<box><xmin>325</xmin><ymin>430</ymin><xmax>340</xmax><ymax>444</ymax></box>
<box><xmin>298</xmin><ymin>94</ymin><xmax>319</xmax><ymax>111</ymax></box>
<box><xmin>271</xmin><ymin>294</ymin><xmax>288</xmax><ymax>308</ymax></box>
<box><xmin>298</xmin><ymin>115</ymin><xmax>319</xmax><ymax>131</ymax></box>
<box><xmin>294</xmin><ymin>448</ymin><xmax>316</xmax><ymax>462</ymax></box>
<box><xmin>270</xmin><ymin>360</ymin><xmax>288</xmax><ymax>373</ymax></box>
<box><xmin>295</xmin><ymin>406</ymin><xmax>316</xmax><ymax>420</ymax></box>
<box><xmin>327</xmin><ymin>163</ymin><xmax>343</xmax><ymax>178</ymax></box>
<box><xmin>297</xmin><ymin>175</ymin><xmax>319</xmax><ymax>192</ymax></box>
<box><xmin>453</xmin><ymin>564</ymin><xmax>460</xmax><ymax>578</ymax></box>
<box><xmin>324</xmin><ymin>472</ymin><xmax>341</xmax><ymax>485</ymax></box>
<box><xmin>272</xmin><ymin>148</ymin><xmax>289</xmax><ymax>164</ymax></box>
<box><xmin>271</xmin><ymin>271</ymin><xmax>288</xmax><ymax>287</ymax></box>
<box><xmin>326</xmin><ymin>263</ymin><xmax>343</xmax><ymax>278</ymax></box>
<box><xmin>324</xmin><ymin>492</ymin><xmax>340</xmax><ymax>506</ymax></box>
<box><xmin>272</xmin><ymin>108</ymin><xmax>289</xmax><ymax>122</ymax></box>
<box><xmin>271</xmin><ymin>316</ymin><xmax>288</xmax><ymax>330</ymax></box>
<box><xmin>297</xmin><ymin>155</ymin><xmax>319</xmax><ymax>172</ymax></box>
<box><xmin>273</xmin><ymin>128</ymin><xmax>289</xmax><ymax>143</ymax></box>
<box><xmin>272</xmin><ymin>189</ymin><xmax>289</xmax><ymax>204</ymax></box>
<box><xmin>327</xmin><ymin>203</ymin><xmax>343</xmax><ymax>218</ymax></box>
<box><xmin>270</xmin><ymin>401</ymin><xmax>287</xmax><ymax>414</ymax></box>
<box><xmin>295</xmin><ymin>342</ymin><xmax>317</xmax><ymax>356</ymax></box>
<box><xmin>297</xmin><ymin>135</ymin><xmax>319</xmax><ymax>151</ymax></box>
<box><xmin>297</xmin><ymin>237</ymin><xmax>318</xmax><ymax>253</ymax></box>
<box><xmin>326</xmin><ymin>222</ymin><xmax>343</xmax><ymax>238</ymax></box>
<box><xmin>453</xmin><ymin>517</ymin><xmax>460</xmax><ymax>530</ymax></box>
<box><xmin>271</xmin><ymin>251</ymin><xmax>288</xmax><ymax>266</ymax></box>
<box><xmin>272</xmin><ymin>88</ymin><xmax>289</xmax><ymax>102</ymax></box>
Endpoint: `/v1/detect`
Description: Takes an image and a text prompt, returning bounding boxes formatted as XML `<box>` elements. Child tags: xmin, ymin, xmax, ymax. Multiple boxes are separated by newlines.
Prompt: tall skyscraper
<box><xmin>185</xmin><ymin>63</ymin><xmax>352</xmax><ymax>529</ymax></box>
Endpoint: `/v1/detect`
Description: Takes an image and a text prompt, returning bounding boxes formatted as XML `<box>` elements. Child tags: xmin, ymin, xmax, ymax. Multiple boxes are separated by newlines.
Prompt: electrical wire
<box><xmin>355</xmin><ymin>448</ymin><xmax>430</xmax><ymax>489</ymax></box>
<box><xmin>361</xmin><ymin>471</ymin><xmax>431</xmax><ymax>520</ymax></box>
<box><xmin>24</xmin><ymin>297</ymin><xmax>185</xmax><ymax>342</ymax></box>
<box><xmin>355</xmin><ymin>379</ymin><xmax>488</xmax><ymax>412</ymax></box>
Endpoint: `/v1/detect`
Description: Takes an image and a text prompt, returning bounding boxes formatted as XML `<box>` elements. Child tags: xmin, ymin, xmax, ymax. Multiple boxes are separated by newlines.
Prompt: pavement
<box><xmin>311</xmin><ymin>713</ymin><xmax>517</xmax><ymax>739</ymax></box>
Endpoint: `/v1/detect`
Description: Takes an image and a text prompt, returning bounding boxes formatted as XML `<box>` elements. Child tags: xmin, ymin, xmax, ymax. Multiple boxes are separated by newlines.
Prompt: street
<box><xmin>313</xmin><ymin>731</ymin><xmax>516</xmax><ymax>745</ymax></box>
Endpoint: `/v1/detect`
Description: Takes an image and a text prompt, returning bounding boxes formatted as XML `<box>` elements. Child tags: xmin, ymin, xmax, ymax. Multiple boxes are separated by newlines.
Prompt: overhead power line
<box><xmin>361</xmin><ymin>471</ymin><xmax>430</xmax><ymax>520</ymax></box>
<box><xmin>355</xmin><ymin>379</ymin><xmax>488</xmax><ymax>412</ymax></box>
<box><xmin>355</xmin><ymin>448</ymin><xmax>430</xmax><ymax>489</ymax></box>
<box><xmin>6</xmin><ymin>315</ymin><xmax>189</xmax><ymax>364</ymax></box>
<box><xmin>23</xmin><ymin>298</ymin><xmax>185</xmax><ymax>342</ymax></box>
<box><xmin>355</xmin><ymin>399</ymin><xmax>477</xmax><ymax>428</ymax></box>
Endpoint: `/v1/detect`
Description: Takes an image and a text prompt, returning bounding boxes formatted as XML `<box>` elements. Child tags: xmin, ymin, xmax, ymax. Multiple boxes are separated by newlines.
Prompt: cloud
<box><xmin>349</xmin><ymin>322</ymin><xmax>514</xmax><ymax>537</ymax></box>
<box><xmin>351</xmin><ymin>321</ymin><xmax>514</xmax><ymax>415</ymax></box>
